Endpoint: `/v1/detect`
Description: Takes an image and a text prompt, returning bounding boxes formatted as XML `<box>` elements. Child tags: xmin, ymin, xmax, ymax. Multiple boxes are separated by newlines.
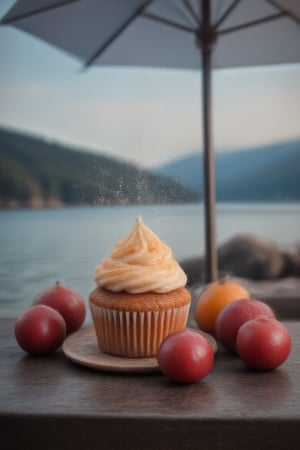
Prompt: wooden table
<box><xmin>1</xmin><ymin>318</ymin><xmax>300</xmax><ymax>450</ymax></box>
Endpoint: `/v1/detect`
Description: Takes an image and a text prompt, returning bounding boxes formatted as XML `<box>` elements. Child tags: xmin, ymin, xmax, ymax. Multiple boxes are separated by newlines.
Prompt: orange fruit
<box><xmin>194</xmin><ymin>277</ymin><xmax>250</xmax><ymax>334</ymax></box>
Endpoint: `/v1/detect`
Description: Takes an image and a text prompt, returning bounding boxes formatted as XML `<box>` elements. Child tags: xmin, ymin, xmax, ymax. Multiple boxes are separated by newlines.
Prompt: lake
<box><xmin>0</xmin><ymin>202</ymin><xmax>299</xmax><ymax>318</ymax></box>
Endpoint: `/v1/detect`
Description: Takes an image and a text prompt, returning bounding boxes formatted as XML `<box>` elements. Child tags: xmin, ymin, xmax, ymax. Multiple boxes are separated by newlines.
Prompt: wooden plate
<box><xmin>62</xmin><ymin>326</ymin><xmax>217</xmax><ymax>374</ymax></box>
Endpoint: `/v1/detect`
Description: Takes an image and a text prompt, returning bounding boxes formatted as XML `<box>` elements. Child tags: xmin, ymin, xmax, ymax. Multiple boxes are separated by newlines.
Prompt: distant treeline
<box><xmin>155</xmin><ymin>139</ymin><xmax>300</xmax><ymax>201</ymax></box>
<box><xmin>0</xmin><ymin>127</ymin><xmax>200</xmax><ymax>208</ymax></box>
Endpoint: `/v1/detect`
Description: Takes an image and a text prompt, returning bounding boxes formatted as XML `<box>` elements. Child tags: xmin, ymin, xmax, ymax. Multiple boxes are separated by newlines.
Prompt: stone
<box><xmin>180</xmin><ymin>234</ymin><xmax>287</xmax><ymax>284</ymax></box>
<box><xmin>281</xmin><ymin>244</ymin><xmax>300</xmax><ymax>277</ymax></box>
<box><xmin>188</xmin><ymin>277</ymin><xmax>300</xmax><ymax>322</ymax></box>
<box><xmin>180</xmin><ymin>257</ymin><xmax>204</xmax><ymax>285</ymax></box>
<box><xmin>217</xmin><ymin>234</ymin><xmax>284</xmax><ymax>280</ymax></box>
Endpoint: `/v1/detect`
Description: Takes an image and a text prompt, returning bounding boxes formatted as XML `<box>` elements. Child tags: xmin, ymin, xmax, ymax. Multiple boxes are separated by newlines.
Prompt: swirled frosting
<box><xmin>94</xmin><ymin>217</ymin><xmax>187</xmax><ymax>294</ymax></box>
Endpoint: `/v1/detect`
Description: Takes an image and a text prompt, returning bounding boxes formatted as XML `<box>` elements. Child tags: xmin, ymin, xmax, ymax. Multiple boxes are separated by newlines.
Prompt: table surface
<box><xmin>1</xmin><ymin>318</ymin><xmax>300</xmax><ymax>450</ymax></box>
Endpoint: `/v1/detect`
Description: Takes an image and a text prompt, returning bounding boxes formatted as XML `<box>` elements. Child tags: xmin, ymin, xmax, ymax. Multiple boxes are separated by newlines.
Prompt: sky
<box><xmin>0</xmin><ymin>0</ymin><xmax>299</xmax><ymax>168</ymax></box>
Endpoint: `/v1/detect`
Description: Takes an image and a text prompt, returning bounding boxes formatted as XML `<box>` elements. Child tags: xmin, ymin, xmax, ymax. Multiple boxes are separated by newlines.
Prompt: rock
<box><xmin>188</xmin><ymin>277</ymin><xmax>300</xmax><ymax>322</ymax></box>
<box><xmin>181</xmin><ymin>235</ymin><xmax>300</xmax><ymax>284</ymax></box>
<box><xmin>281</xmin><ymin>244</ymin><xmax>300</xmax><ymax>277</ymax></box>
<box><xmin>180</xmin><ymin>257</ymin><xmax>205</xmax><ymax>285</ymax></box>
<box><xmin>218</xmin><ymin>234</ymin><xmax>284</xmax><ymax>280</ymax></box>
<box><xmin>182</xmin><ymin>236</ymin><xmax>300</xmax><ymax>323</ymax></box>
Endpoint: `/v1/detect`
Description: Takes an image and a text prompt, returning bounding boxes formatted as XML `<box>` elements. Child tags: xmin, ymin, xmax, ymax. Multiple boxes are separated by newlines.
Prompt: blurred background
<box><xmin>0</xmin><ymin>0</ymin><xmax>299</xmax><ymax>319</ymax></box>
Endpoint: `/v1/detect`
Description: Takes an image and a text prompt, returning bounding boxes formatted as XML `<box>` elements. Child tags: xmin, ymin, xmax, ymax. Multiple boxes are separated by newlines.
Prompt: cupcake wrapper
<box><xmin>90</xmin><ymin>303</ymin><xmax>190</xmax><ymax>358</ymax></box>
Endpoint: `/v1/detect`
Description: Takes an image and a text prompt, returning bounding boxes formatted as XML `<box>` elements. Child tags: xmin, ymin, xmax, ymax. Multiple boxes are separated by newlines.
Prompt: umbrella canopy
<box><xmin>2</xmin><ymin>0</ymin><xmax>300</xmax><ymax>282</ymax></box>
<box><xmin>2</xmin><ymin>1</ymin><xmax>300</xmax><ymax>68</ymax></box>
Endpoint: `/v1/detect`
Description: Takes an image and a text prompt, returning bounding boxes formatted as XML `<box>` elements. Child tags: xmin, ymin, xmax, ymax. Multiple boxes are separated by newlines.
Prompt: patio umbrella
<box><xmin>2</xmin><ymin>0</ymin><xmax>300</xmax><ymax>282</ymax></box>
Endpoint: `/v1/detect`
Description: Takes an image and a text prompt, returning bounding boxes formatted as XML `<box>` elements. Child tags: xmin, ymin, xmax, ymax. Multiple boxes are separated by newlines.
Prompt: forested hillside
<box><xmin>0</xmin><ymin>127</ymin><xmax>200</xmax><ymax>208</ymax></box>
<box><xmin>154</xmin><ymin>140</ymin><xmax>300</xmax><ymax>201</ymax></box>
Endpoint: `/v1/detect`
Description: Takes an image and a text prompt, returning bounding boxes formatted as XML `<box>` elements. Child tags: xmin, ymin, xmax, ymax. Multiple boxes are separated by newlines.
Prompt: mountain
<box><xmin>0</xmin><ymin>127</ymin><xmax>200</xmax><ymax>208</ymax></box>
<box><xmin>153</xmin><ymin>140</ymin><xmax>300</xmax><ymax>201</ymax></box>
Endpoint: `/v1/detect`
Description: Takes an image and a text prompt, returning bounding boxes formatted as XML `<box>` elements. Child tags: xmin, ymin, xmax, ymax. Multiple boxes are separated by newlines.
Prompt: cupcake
<box><xmin>89</xmin><ymin>217</ymin><xmax>191</xmax><ymax>358</ymax></box>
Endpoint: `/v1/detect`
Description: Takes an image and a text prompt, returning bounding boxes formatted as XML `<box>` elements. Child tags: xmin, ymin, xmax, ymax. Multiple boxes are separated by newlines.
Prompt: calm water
<box><xmin>0</xmin><ymin>202</ymin><xmax>299</xmax><ymax>318</ymax></box>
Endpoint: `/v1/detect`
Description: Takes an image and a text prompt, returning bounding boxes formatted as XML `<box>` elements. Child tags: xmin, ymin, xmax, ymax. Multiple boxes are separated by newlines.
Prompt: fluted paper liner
<box><xmin>90</xmin><ymin>303</ymin><xmax>190</xmax><ymax>358</ymax></box>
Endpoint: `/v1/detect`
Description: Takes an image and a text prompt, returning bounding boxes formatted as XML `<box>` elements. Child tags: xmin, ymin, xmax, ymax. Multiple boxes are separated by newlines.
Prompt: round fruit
<box><xmin>157</xmin><ymin>329</ymin><xmax>214</xmax><ymax>384</ymax></box>
<box><xmin>236</xmin><ymin>318</ymin><xmax>291</xmax><ymax>370</ymax></box>
<box><xmin>216</xmin><ymin>298</ymin><xmax>275</xmax><ymax>352</ymax></box>
<box><xmin>15</xmin><ymin>305</ymin><xmax>66</xmax><ymax>355</ymax></box>
<box><xmin>33</xmin><ymin>281</ymin><xmax>86</xmax><ymax>334</ymax></box>
<box><xmin>195</xmin><ymin>277</ymin><xmax>250</xmax><ymax>334</ymax></box>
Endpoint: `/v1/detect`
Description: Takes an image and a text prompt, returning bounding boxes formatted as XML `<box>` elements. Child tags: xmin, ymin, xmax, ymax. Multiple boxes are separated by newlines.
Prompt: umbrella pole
<box><xmin>200</xmin><ymin>0</ymin><xmax>218</xmax><ymax>283</ymax></box>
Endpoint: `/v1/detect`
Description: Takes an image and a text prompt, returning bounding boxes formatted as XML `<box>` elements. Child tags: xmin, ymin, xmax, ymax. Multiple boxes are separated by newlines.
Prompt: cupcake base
<box><xmin>89</xmin><ymin>287</ymin><xmax>191</xmax><ymax>358</ymax></box>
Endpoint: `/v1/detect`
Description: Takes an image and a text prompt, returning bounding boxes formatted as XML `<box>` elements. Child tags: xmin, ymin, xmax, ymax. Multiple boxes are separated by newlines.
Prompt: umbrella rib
<box><xmin>265</xmin><ymin>0</ymin><xmax>300</xmax><ymax>26</ymax></box>
<box><xmin>214</xmin><ymin>0</ymin><xmax>241</xmax><ymax>29</ymax></box>
<box><xmin>182</xmin><ymin>0</ymin><xmax>200</xmax><ymax>25</ymax></box>
<box><xmin>167</xmin><ymin>0</ymin><xmax>199</xmax><ymax>27</ymax></box>
<box><xmin>1</xmin><ymin>0</ymin><xmax>79</xmax><ymax>23</ymax></box>
<box><xmin>84</xmin><ymin>0</ymin><xmax>154</xmax><ymax>68</ymax></box>
<box><xmin>218</xmin><ymin>12</ymin><xmax>286</xmax><ymax>35</ymax></box>
<box><xmin>142</xmin><ymin>12</ymin><xmax>196</xmax><ymax>33</ymax></box>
